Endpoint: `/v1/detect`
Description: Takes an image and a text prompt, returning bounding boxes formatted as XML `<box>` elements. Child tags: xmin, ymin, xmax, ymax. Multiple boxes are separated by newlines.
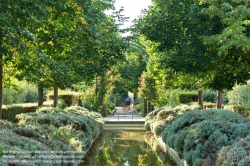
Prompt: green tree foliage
<box><xmin>138</xmin><ymin>71</ymin><xmax>157</xmax><ymax>104</ymax></box>
<box><xmin>112</xmin><ymin>49</ymin><xmax>147</xmax><ymax>94</ymax></box>
<box><xmin>203</xmin><ymin>90</ymin><xmax>228</xmax><ymax>104</ymax></box>
<box><xmin>74</xmin><ymin>70</ymin><xmax>119</xmax><ymax>112</ymax></box>
<box><xmin>0</xmin><ymin>0</ymin><xmax>60</xmax><ymax>119</ymax></box>
<box><xmin>227</xmin><ymin>84</ymin><xmax>250</xmax><ymax>105</ymax></box>
<box><xmin>0</xmin><ymin>0</ymin><xmax>126</xmax><ymax>117</ymax></box>
<box><xmin>3</xmin><ymin>81</ymin><xmax>38</xmax><ymax>105</ymax></box>
<box><xmin>136</xmin><ymin>0</ymin><xmax>214</xmax><ymax>89</ymax></box>
<box><xmin>136</xmin><ymin>0</ymin><xmax>250</xmax><ymax>92</ymax></box>
<box><xmin>200</xmin><ymin>0</ymin><xmax>250</xmax><ymax>90</ymax></box>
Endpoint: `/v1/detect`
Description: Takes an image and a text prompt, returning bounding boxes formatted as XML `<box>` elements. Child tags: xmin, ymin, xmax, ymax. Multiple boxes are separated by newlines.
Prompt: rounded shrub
<box><xmin>227</xmin><ymin>84</ymin><xmax>250</xmax><ymax>105</ymax></box>
<box><xmin>161</xmin><ymin>109</ymin><xmax>250</xmax><ymax>165</ymax></box>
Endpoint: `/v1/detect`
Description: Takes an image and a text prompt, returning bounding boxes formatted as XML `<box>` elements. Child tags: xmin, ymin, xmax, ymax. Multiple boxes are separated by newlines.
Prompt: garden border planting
<box><xmin>145</xmin><ymin>104</ymin><xmax>250</xmax><ymax>165</ymax></box>
<box><xmin>0</xmin><ymin>106</ymin><xmax>104</xmax><ymax>166</ymax></box>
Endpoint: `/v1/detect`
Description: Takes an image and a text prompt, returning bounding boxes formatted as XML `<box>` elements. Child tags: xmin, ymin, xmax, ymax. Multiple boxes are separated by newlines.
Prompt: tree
<box><xmin>111</xmin><ymin>37</ymin><xmax>148</xmax><ymax>95</ymax></box>
<box><xmin>136</xmin><ymin>0</ymin><xmax>250</xmax><ymax>108</ymax></box>
<box><xmin>7</xmin><ymin>0</ymin><xmax>124</xmax><ymax>109</ymax></box>
<box><xmin>200</xmin><ymin>0</ymin><xmax>250</xmax><ymax>108</ymax></box>
<box><xmin>0</xmin><ymin>0</ymin><xmax>66</xmax><ymax>119</ymax></box>
<box><xmin>10</xmin><ymin>0</ymin><xmax>90</xmax><ymax>107</ymax></box>
<box><xmin>135</xmin><ymin>0</ymin><xmax>216</xmax><ymax>108</ymax></box>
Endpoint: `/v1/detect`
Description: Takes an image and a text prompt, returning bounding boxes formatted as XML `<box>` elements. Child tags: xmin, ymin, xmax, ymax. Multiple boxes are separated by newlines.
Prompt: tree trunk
<box><xmin>38</xmin><ymin>85</ymin><xmax>43</xmax><ymax>106</ymax></box>
<box><xmin>0</xmin><ymin>55</ymin><xmax>2</xmax><ymax>120</ymax></box>
<box><xmin>217</xmin><ymin>90</ymin><xmax>222</xmax><ymax>109</ymax></box>
<box><xmin>53</xmin><ymin>82</ymin><xmax>58</xmax><ymax>108</ymax></box>
<box><xmin>101</xmin><ymin>103</ymin><xmax>107</xmax><ymax>117</ymax></box>
<box><xmin>198</xmin><ymin>90</ymin><xmax>204</xmax><ymax>110</ymax></box>
<box><xmin>143</xmin><ymin>99</ymin><xmax>147</xmax><ymax>116</ymax></box>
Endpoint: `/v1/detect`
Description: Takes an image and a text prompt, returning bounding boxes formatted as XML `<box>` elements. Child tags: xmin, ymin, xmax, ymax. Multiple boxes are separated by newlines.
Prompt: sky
<box><xmin>108</xmin><ymin>0</ymin><xmax>152</xmax><ymax>34</ymax></box>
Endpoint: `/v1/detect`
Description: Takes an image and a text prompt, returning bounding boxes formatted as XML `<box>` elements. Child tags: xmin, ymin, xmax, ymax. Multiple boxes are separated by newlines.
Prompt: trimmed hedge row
<box><xmin>179</xmin><ymin>94</ymin><xmax>198</xmax><ymax>103</ymax></box>
<box><xmin>3</xmin><ymin>105</ymin><xmax>38</xmax><ymax>122</ymax></box>
<box><xmin>233</xmin><ymin>105</ymin><xmax>250</xmax><ymax>117</ymax></box>
<box><xmin>2</xmin><ymin>102</ymin><xmax>54</xmax><ymax>122</ymax></box>
<box><xmin>223</xmin><ymin>105</ymin><xmax>250</xmax><ymax>117</ymax></box>
<box><xmin>2</xmin><ymin>93</ymin><xmax>82</xmax><ymax>122</ymax></box>
<box><xmin>144</xmin><ymin>104</ymin><xmax>200</xmax><ymax>137</ymax></box>
<box><xmin>48</xmin><ymin>94</ymin><xmax>81</xmax><ymax>107</ymax></box>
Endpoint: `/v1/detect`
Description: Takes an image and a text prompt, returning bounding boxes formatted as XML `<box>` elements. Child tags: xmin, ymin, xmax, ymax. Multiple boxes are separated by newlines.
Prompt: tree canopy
<box><xmin>0</xmin><ymin>0</ymin><xmax>127</xmax><ymax>118</ymax></box>
<box><xmin>1</xmin><ymin>0</ymin><xmax>250</xmax><ymax>118</ymax></box>
<box><xmin>135</xmin><ymin>0</ymin><xmax>250</xmax><ymax>91</ymax></box>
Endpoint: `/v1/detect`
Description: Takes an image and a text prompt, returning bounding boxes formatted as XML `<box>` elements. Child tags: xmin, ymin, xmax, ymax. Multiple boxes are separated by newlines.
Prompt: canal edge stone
<box><xmin>156</xmin><ymin>137</ymin><xmax>188</xmax><ymax>166</ymax></box>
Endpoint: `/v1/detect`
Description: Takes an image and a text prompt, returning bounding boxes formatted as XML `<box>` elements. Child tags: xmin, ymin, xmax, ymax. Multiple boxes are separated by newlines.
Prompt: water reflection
<box><xmin>81</xmin><ymin>131</ymin><xmax>176</xmax><ymax>166</ymax></box>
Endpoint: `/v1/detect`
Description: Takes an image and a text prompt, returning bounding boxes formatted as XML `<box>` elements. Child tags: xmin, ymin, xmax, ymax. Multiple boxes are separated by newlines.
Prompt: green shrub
<box><xmin>152</xmin><ymin>121</ymin><xmax>166</xmax><ymax>137</ymax></box>
<box><xmin>3</xmin><ymin>81</ymin><xmax>38</xmax><ymax>105</ymax></box>
<box><xmin>106</xmin><ymin>100</ymin><xmax>116</xmax><ymax>114</ymax></box>
<box><xmin>48</xmin><ymin>91</ymin><xmax>81</xmax><ymax>107</ymax></box>
<box><xmin>16</xmin><ymin>106</ymin><xmax>104</xmax><ymax>135</ymax></box>
<box><xmin>179</xmin><ymin>94</ymin><xmax>198</xmax><ymax>103</ymax></box>
<box><xmin>203</xmin><ymin>90</ymin><xmax>228</xmax><ymax>104</ymax></box>
<box><xmin>218</xmin><ymin>134</ymin><xmax>250</xmax><ymax>165</ymax></box>
<box><xmin>56</xmin><ymin>99</ymin><xmax>67</xmax><ymax>109</ymax></box>
<box><xmin>0</xmin><ymin>106</ymin><xmax>104</xmax><ymax>165</ymax></box>
<box><xmin>233</xmin><ymin>105</ymin><xmax>250</xmax><ymax>117</ymax></box>
<box><xmin>0</xmin><ymin>125</ymin><xmax>56</xmax><ymax>165</ymax></box>
<box><xmin>203</xmin><ymin>90</ymin><xmax>217</xmax><ymax>103</ymax></box>
<box><xmin>227</xmin><ymin>84</ymin><xmax>250</xmax><ymax>105</ymax></box>
<box><xmin>144</xmin><ymin>106</ymin><xmax>172</xmax><ymax>131</ymax></box>
<box><xmin>161</xmin><ymin>109</ymin><xmax>250</xmax><ymax>165</ymax></box>
<box><xmin>144</xmin><ymin>104</ymin><xmax>197</xmax><ymax>138</ymax></box>
<box><xmin>156</xmin><ymin>89</ymin><xmax>180</xmax><ymax>107</ymax></box>
<box><xmin>2</xmin><ymin>105</ymin><xmax>37</xmax><ymax>122</ymax></box>
<box><xmin>156</xmin><ymin>109</ymin><xmax>178</xmax><ymax>121</ymax></box>
<box><xmin>156</xmin><ymin>89</ymin><xmax>199</xmax><ymax>107</ymax></box>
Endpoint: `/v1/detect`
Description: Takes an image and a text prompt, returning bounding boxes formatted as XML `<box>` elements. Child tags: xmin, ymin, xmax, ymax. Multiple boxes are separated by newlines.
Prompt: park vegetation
<box><xmin>145</xmin><ymin>105</ymin><xmax>250</xmax><ymax>165</ymax></box>
<box><xmin>1</xmin><ymin>0</ymin><xmax>250</xmax><ymax>165</ymax></box>
<box><xmin>135</xmin><ymin>0</ymin><xmax>250</xmax><ymax>109</ymax></box>
<box><xmin>0</xmin><ymin>0</ymin><xmax>128</xmax><ymax>119</ymax></box>
<box><xmin>0</xmin><ymin>106</ymin><xmax>103</xmax><ymax>165</ymax></box>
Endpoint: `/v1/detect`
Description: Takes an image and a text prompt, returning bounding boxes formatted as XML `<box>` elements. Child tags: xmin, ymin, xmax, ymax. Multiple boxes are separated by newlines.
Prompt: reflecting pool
<box><xmin>81</xmin><ymin>131</ymin><xmax>177</xmax><ymax>166</ymax></box>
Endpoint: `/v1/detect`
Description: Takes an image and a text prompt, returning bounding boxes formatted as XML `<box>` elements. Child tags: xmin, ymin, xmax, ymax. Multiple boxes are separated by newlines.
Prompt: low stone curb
<box><xmin>156</xmin><ymin>137</ymin><xmax>188</xmax><ymax>166</ymax></box>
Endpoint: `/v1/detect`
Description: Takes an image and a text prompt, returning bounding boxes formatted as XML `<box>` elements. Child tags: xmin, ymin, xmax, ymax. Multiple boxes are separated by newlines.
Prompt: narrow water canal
<box><xmin>81</xmin><ymin>131</ymin><xmax>177</xmax><ymax>166</ymax></box>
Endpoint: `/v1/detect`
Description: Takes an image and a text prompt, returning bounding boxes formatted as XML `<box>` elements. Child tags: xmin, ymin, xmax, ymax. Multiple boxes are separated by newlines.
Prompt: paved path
<box><xmin>104</xmin><ymin>107</ymin><xmax>145</xmax><ymax>122</ymax></box>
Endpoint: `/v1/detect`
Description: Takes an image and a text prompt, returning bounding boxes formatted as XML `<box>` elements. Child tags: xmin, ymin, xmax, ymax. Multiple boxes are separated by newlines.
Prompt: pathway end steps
<box><xmin>103</xmin><ymin>107</ymin><xmax>145</xmax><ymax>131</ymax></box>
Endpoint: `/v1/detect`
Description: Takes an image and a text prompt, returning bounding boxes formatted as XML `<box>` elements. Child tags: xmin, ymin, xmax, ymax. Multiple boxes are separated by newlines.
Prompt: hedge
<box><xmin>48</xmin><ymin>94</ymin><xmax>81</xmax><ymax>107</ymax></box>
<box><xmin>179</xmin><ymin>94</ymin><xmax>198</xmax><ymax>103</ymax></box>
<box><xmin>2</xmin><ymin>105</ymin><xmax>37</xmax><ymax>122</ymax></box>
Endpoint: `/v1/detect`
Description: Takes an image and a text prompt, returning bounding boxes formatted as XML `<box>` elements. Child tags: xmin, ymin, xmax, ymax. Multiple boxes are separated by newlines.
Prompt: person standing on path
<box><xmin>125</xmin><ymin>95</ymin><xmax>131</xmax><ymax>112</ymax></box>
<box><xmin>121</xmin><ymin>95</ymin><xmax>127</xmax><ymax>111</ymax></box>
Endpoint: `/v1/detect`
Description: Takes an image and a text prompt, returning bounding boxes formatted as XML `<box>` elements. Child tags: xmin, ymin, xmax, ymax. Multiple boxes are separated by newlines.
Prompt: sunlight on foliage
<box><xmin>145</xmin><ymin>105</ymin><xmax>250</xmax><ymax>165</ymax></box>
<box><xmin>0</xmin><ymin>106</ymin><xmax>104</xmax><ymax>164</ymax></box>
